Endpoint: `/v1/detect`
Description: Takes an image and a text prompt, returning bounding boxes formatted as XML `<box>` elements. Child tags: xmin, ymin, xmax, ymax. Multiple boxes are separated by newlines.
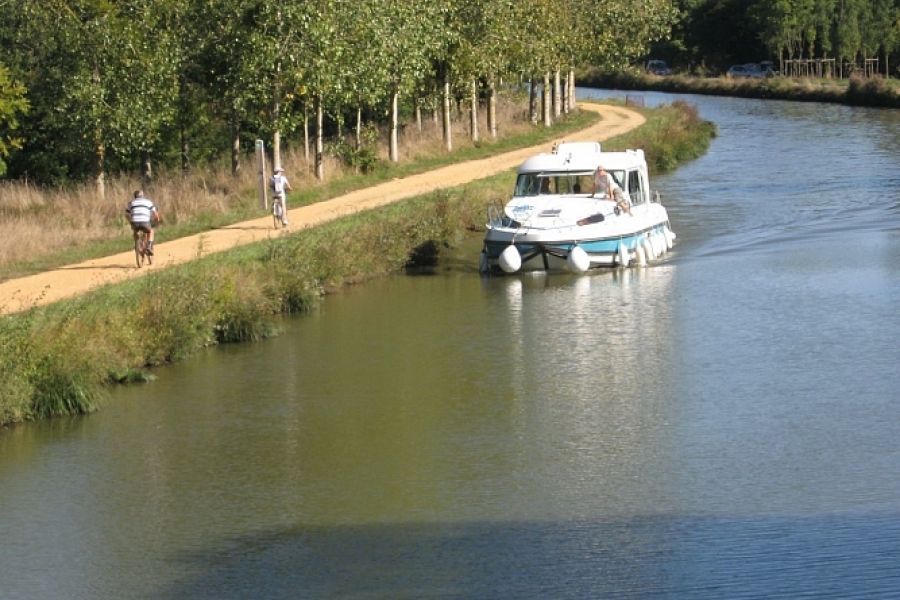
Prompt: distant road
<box><xmin>0</xmin><ymin>103</ymin><xmax>645</xmax><ymax>315</ymax></box>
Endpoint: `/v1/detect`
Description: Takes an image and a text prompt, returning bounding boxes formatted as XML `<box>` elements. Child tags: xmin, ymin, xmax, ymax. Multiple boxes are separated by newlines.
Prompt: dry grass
<box><xmin>0</xmin><ymin>97</ymin><xmax>534</xmax><ymax>273</ymax></box>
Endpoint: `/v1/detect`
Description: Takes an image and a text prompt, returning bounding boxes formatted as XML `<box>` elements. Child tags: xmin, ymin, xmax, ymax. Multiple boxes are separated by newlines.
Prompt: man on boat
<box><xmin>591</xmin><ymin>165</ymin><xmax>631</xmax><ymax>215</ymax></box>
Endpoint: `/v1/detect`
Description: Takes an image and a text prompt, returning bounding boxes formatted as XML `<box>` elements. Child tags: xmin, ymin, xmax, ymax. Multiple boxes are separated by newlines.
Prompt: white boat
<box><xmin>480</xmin><ymin>141</ymin><xmax>675</xmax><ymax>273</ymax></box>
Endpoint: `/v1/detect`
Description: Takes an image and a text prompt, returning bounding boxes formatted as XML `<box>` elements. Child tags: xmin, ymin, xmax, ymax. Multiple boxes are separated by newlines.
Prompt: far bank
<box><xmin>581</xmin><ymin>69</ymin><xmax>900</xmax><ymax>109</ymax></box>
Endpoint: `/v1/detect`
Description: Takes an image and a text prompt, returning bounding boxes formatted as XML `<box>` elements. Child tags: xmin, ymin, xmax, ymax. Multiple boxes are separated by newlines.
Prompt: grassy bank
<box><xmin>0</xmin><ymin>101</ymin><xmax>716</xmax><ymax>429</ymax></box>
<box><xmin>582</xmin><ymin>69</ymin><xmax>900</xmax><ymax>108</ymax></box>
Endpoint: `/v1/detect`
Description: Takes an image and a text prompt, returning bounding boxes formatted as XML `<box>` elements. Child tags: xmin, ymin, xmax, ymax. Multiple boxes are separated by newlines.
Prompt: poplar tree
<box><xmin>10</xmin><ymin>0</ymin><xmax>179</xmax><ymax>195</ymax></box>
<box><xmin>0</xmin><ymin>63</ymin><xmax>28</xmax><ymax>177</ymax></box>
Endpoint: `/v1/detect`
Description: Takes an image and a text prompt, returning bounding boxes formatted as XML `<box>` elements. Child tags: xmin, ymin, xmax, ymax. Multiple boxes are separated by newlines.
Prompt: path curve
<box><xmin>0</xmin><ymin>103</ymin><xmax>645</xmax><ymax>315</ymax></box>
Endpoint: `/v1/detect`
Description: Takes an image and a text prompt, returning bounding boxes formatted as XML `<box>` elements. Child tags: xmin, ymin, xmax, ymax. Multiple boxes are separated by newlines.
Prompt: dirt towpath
<box><xmin>0</xmin><ymin>103</ymin><xmax>645</xmax><ymax>315</ymax></box>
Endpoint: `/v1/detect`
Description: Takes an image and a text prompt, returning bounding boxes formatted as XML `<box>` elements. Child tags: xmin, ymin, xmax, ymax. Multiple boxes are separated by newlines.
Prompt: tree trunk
<box><xmin>529</xmin><ymin>75</ymin><xmax>538</xmax><ymax>123</ymax></box>
<box><xmin>488</xmin><ymin>78</ymin><xmax>497</xmax><ymax>138</ymax></box>
<box><xmin>140</xmin><ymin>150</ymin><xmax>152</xmax><ymax>187</ymax></box>
<box><xmin>303</xmin><ymin>105</ymin><xmax>310</xmax><ymax>166</ymax></box>
<box><xmin>416</xmin><ymin>103</ymin><xmax>422</xmax><ymax>131</ymax></box>
<box><xmin>315</xmin><ymin>94</ymin><xmax>324</xmax><ymax>180</ymax></box>
<box><xmin>272</xmin><ymin>95</ymin><xmax>283</xmax><ymax>167</ymax></box>
<box><xmin>180</xmin><ymin>120</ymin><xmax>190</xmax><ymax>173</ymax></box>
<box><xmin>470</xmin><ymin>80</ymin><xmax>479</xmax><ymax>142</ymax></box>
<box><xmin>568</xmin><ymin>68</ymin><xmax>577</xmax><ymax>112</ymax></box>
<box><xmin>230</xmin><ymin>110</ymin><xmax>240</xmax><ymax>175</ymax></box>
<box><xmin>553</xmin><ymin>69</ymin><xmax>561</xmax><ymax>117</ymax></box>
<box><xmin>272</xmin><ymin>24</ymin><xmax>283</xmax><ymax>169</ymax></box>
<box><xmin>273</xmin><ymin>129</ymin><xmax>281</xmax><ymax>169</ymax></box>
<box><xmin>356</xmin><ymin>106</ymin><xmax>362</xmax><ymax>149</ymax></box>
<box><xmin>390</xmin><ymin>79</ymin><xmax>400</xmax><ymax>162</ymax></box>
<box><xmin>433</xmin><ymin>83</ymin><xmax>440</xmax><ymax>128</ymax></box>
<box><xmin>542</xmin><ymin>72</ymin><xmax>551</xmax><ymax>127</ymax></box>
<box><xmin>442</xmin><ymin>77</ymin><xmax>452</xmax><ymax>152</ymax></box>
<box><xmin>93</xmin><ymin>134</ymin><xmax>105</xmax><ymax>201</ymax></box>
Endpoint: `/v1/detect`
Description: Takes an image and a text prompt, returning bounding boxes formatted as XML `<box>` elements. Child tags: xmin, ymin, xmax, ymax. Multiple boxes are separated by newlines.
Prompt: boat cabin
<box><xmin>513</xmin><ymin>143</ymin><xmax>651</xmax><ymax>205</ymax></box>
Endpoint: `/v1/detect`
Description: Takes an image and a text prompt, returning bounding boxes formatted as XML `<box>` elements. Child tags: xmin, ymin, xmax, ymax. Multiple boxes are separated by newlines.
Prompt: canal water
<box><xmin>2</xmin><ymin>91</ymin><xmax>900</xmax><ymax>599</ymax></box>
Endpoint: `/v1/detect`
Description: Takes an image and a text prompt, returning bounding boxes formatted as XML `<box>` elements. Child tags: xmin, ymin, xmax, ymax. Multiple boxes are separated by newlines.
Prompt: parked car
<box><xmin>726</xmin><ymin>64</ymin><xmax>768</xmax><ymax>79</ymax></box>
<box><xmin>646</xmin><ymin>60</ymin><xmax>672</xmax><ymax>76</ymax></box>
<box><xmin>759</xmin><ymin>61</ymin><xmax>779</xmax><ymax>75</ymax></box>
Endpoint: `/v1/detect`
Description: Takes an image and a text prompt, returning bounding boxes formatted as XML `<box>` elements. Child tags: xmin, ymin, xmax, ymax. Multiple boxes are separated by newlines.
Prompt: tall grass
<box><xmin>0</xmin><ymin>101</ymin><xmax>716</xmax><ymax>429</ymax></box>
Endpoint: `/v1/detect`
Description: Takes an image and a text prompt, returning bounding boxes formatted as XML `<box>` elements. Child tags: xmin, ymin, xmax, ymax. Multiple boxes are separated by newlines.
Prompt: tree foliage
<box><xmin>663</xmin><ymin>0</ymin><xmax>900</xmax><ymax>75</ymax></box>
<box><xmin>0</xmin><ymin>0</ymin><xmax>683</xmax><ymax>186</ymax></box>
<box><xmin>0</xmin><ymin>62</ymin><xmax>28</xmax><ymax>177</ymax></box>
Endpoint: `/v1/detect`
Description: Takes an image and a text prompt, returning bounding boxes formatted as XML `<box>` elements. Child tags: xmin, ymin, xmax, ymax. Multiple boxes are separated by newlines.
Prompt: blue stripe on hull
<box><xmin>483</xmin><ymin>223</ymin><xmax>668</xmax><ymax>262</ymax></box>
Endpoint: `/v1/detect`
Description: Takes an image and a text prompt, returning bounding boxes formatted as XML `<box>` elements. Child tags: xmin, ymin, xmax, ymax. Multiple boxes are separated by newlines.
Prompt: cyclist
<box><xmin>125</xmin><ymin>190</ymin><xmax>161</xmax><ymax>255</ymax></box>
<box><xmin>269</xmin><ymin>166</ymin><xmax>293</xmax><ymax>226</ymax></box>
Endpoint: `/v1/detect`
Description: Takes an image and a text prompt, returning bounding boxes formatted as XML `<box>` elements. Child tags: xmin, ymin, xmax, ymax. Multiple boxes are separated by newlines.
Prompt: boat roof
<box><xmin>517</xmin><ymin>142</ymin><xmax>647</xmax><ymax>174</ymax></box>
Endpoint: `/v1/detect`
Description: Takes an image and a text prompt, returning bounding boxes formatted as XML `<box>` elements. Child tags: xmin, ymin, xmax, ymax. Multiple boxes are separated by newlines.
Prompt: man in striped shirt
<box><xmin>125</xmin><ymin>190</ymin><xmax>161</xmax><ymax>255</ymax></box>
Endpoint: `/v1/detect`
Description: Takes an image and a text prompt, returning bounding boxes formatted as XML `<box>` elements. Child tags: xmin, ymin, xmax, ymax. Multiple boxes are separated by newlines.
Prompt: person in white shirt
<box><xmin>125</xmin><ymin>190</ymin><xmax>161</xmax><ymax>254</ymax></box>
<box><xmin>269</xmin><ymin>166</ymin><xmax>294</xmax><ymax>226</ymax></box>
<box><xmin>591</xmin><ymin>165</ymin><xmax>631</xmax><ymax>215</ymax></box>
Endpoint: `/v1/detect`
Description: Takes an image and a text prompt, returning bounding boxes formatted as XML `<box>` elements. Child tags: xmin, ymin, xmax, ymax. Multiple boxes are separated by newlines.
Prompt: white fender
<box><xmin>617</xmin><ymin>243</ymin><xmax>630</xmax><ymax>267</ymax></box>
<box><xmin>636</xmin><ymin>245</ymin><xmax>647</xmax><ymax>266</ymax></box>
<box><xmin>567</xmin><ymin>245</ymin><xmax>591</xmax><ymax>273</ymax></box>
<box><xmin>652</xmin><ymin>232</ymin><xmax>665</xmax><ymax>256</ymax></box>
<box><xmin>663</xmin><ymin>226</ymin><xmax>675</xmax><ymax>249</ymax></box>
<box><xmin>499</xmin><ymin>245</ymin><xmax>522</xmax><ymax>273</ymax></box>
<box><xmin>643</xmin><ymin>238</ymin><xmax>656</xmax><ymax>261</ymax></box>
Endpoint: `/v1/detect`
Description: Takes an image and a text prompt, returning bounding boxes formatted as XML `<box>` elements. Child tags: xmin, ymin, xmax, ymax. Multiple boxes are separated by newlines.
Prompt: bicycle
<box><xmin>272</xmin><ymin>193</ymin><xmax>288</xmax><ymax>229</ymax></box>
<box><xmin>134</xmin><ymin>229</ymin><xmax>153</xmax><ymax>268</ymax></box>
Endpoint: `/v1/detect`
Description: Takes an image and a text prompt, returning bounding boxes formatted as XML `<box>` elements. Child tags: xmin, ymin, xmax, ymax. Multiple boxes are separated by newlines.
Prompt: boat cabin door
<box><xmin>625</xmin><ymin>169</ymin><xmax>649</xmax><ymax>204</ymax></box>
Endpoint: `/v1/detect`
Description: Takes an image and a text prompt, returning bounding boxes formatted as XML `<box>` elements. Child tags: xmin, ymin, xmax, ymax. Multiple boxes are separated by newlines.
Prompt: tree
<box><xmin>360</xmin><ymin>0</ymin><xmax>442</xmax><ymax>162</ymax></box>
<box><xmin>6</xmin><ymin>0</ymin><xmax>180</xmax><ymax>194</ymax></box>
<box><xmin>0</xmin><ymin>62</ymin><xmax>28</xmax><ymax>177</ymax></box>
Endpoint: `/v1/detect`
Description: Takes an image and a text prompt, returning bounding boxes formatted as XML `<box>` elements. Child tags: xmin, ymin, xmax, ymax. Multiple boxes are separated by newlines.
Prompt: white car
<box><xmin>726</xmin><ymin>64</ymin><xmax>767</xmax><ymax>79</ymax></box>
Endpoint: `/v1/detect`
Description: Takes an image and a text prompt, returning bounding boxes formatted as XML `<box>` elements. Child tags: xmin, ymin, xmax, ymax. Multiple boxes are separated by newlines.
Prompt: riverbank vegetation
<box><xmin>0</xmin><ymin>100</ymin><xmax>716</xmax><ymax>429</ymax></box>
<box><xmin>650</xmin><ymin>0</ymin><xmax>900</xmax><ymax>80</ymax></box>
<box><xmin>580</xmin><ymin>69</ymin><xmax>900</xmax><ymax>109</ymax></box>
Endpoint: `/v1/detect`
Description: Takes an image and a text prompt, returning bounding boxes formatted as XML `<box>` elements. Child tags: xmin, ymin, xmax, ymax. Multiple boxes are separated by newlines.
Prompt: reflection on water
<box><xmin>3</xmin><ymin>93</ymin><xmax>900</xmax><ymax>599</ymax></box>
<box><xmin>154</xmin><ymin>515</ymin><xmax>900</xmax><ymax>600</ymax></box>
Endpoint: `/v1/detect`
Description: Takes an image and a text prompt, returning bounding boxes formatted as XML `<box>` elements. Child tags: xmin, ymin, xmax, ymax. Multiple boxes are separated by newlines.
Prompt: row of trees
<box><xmin>0</xmin><ymin>0</ymin><xmax>678</xmax><ymax>194</ymax></box>
<box><xmin>660</xmin><ymin>0</ymin><xmax>900</xmax><ymax>76</ymax></box>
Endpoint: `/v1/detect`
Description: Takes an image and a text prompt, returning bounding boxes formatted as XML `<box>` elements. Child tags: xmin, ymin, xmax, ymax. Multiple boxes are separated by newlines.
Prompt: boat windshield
<box><xmin>514</xmin><ymin>171</ymin><xmax>625</xmax><ymax>196</ymax></box>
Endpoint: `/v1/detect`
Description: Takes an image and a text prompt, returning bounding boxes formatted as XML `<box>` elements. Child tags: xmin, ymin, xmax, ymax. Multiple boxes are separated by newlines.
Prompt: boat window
<box><xmin>571</xmin><ymin>174</ymin><xmax>592</xmax><ymax>194</ymax></box>
<box><xmin>626</xmin><ymin>170</ymin><xmax>644</xmax><ymax>203</ymax></box>
<box><xmin>608</xmin><ymin>170</ymin><xmax>625</xmax><ymax>190</ymax></box>
<box><xmin>515</xmin><ymin>173</ymin><xmax>595</xmax><ymax>196</ymax></box>
<box><xmin>515</xmin><ymin>174</ymin><xmax>545</xmax><ymax>196</ymax></box>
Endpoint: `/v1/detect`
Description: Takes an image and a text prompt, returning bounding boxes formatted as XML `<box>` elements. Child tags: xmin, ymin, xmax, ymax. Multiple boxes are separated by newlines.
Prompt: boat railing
<box><xmin>487</xmin><ymin>201</ymin><xmax>514</xmax><ymax>228</ymax></box>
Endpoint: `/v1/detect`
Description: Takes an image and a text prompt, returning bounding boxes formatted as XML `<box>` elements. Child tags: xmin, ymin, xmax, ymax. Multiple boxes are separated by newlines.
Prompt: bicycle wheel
<box><xmin>273</xmin><ymin>200</ymin><xmax>282</xmax><ymax>229</ymax></box>
<box><xmin>135</xmin><ymin>234</ymin><xmax>144</xmax><ymax>268</ymax></box>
